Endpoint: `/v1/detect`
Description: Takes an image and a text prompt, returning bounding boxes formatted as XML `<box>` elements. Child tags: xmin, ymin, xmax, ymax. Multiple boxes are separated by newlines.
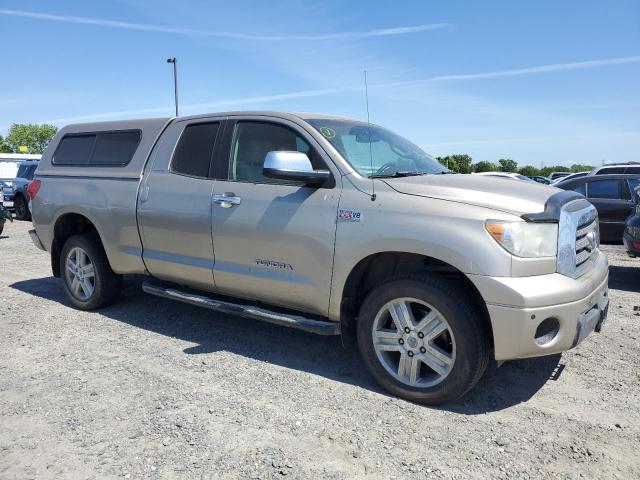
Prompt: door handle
<box><xmin>213</xmin><ymin>193</ymin><xmax>242</xmax><ymax>208</ymax></box>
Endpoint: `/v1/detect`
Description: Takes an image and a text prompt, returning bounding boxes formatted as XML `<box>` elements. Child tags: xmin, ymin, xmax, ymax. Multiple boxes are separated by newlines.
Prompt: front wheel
<box><xmin>357</xmin><ymin>275</ymin><xmax>490</xmax><ymax>405</ymax></box>
<box><xmin>60</xmin><ymin>233</ymin><xmax>122</xmax><ymax>310</ymax></box>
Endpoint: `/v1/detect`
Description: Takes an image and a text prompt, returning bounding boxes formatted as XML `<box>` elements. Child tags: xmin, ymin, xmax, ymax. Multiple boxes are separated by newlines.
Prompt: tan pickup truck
<box><xmin>28</xmin><ymin>111</ymin><xmax>609</xmax><ymax>404</ymax></box>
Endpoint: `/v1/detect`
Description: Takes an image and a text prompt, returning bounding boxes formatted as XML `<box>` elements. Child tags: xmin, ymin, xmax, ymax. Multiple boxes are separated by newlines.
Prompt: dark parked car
<box><xmin>8</xmin><ymin>160</ymin><xmax>39</xmax><ymax>220</ymax></box>
<box><xmin>623</xmin><ymin>187</ymin><xmax>640</xmax><ymax>257</ymax></box>
<box><xmin>556</xmin><ymin>174</ymin><xmax>640</xmax><ymax>242</ymax></box>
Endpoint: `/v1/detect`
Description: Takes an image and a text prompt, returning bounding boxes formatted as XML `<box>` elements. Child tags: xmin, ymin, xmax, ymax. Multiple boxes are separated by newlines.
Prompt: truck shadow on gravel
<box><xmin>13</xmin><ymin>275</ymin><xmax>562</xmax><ymax>414</ymax></box>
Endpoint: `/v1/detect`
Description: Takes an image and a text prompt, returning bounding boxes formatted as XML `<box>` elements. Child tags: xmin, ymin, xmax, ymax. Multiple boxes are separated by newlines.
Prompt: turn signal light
<box><xmin>485</xmin><ymin>222</ymin><xmax>505</xmax><ymax>242</ymax></box>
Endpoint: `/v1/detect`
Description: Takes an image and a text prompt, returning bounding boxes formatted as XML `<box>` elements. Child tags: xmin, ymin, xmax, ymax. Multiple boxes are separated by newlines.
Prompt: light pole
<box><xmin>166</xmin><ymin>57</ymin><xmax>178</xmax><ymax>117</ymax></box>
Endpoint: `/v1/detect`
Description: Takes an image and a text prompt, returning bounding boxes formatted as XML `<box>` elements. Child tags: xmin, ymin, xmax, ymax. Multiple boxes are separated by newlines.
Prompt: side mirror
<box><xmin>263</xmin><ymin>151</ymin><xmax>331</xmax><ymax>186</ymax></box>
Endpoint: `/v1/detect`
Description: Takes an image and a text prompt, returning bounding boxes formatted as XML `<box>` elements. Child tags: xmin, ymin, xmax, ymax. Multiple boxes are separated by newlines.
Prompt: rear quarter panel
<box><xmin>32</xmin><ymin>118</ymin><xmax>170</xmax><ymax>274</ymax></box>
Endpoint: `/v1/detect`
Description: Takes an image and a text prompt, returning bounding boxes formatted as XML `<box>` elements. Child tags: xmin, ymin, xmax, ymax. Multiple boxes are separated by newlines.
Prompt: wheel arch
<box><xmin>51</xmin><ymin>212</ymin><xmax>109</xmax><ymax>277</ymax></box>
<box><xmin>338</xmin><ymin>251</ymin><xmax>493</xmax><ymax>348</ymax></box>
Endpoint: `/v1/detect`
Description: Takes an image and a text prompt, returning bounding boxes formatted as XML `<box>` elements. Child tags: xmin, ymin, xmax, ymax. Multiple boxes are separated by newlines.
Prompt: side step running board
<box><xmin>142</xmin><ymin>282</ymin><xmax>341</xmax><ymax>336</ymax></box>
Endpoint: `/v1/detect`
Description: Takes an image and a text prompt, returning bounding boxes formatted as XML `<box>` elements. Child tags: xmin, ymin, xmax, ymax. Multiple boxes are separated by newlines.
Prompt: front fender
<box><xmin>328</xmin><ymin>184</ymin><xmax>517</xmax><ymax>321</ymax></box>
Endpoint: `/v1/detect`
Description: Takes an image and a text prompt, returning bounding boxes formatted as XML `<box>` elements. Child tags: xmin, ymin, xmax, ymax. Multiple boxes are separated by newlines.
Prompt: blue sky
<box><xmin>1</xmin><ymin>0</ymin><xmax>638</xmax><ymax>167</ymax></box>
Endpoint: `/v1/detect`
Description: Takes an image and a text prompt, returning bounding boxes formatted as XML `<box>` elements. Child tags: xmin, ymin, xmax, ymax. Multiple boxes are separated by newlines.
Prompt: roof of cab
<box><xmin>173</xmin><ymin>110</ymin><xmax>362</xmax><ymax>123</ymax></box>
<box><xmin>59</xmin><ymin>111</ymin><xmax>364</xmax><ymax>132</ymax></box>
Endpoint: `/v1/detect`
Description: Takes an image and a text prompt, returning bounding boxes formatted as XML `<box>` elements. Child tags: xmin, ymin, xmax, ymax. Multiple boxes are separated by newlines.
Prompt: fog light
<box><xmin>535</xmin><ymin>317</ymin><xmax>560</xmax><ymax>345</ymax></box>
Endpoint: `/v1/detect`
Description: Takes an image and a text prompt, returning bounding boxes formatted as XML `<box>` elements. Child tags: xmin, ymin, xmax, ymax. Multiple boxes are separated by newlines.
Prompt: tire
<box><xmin>357</xmin><ymin>275</ymin><xmax>490</xmax><ymax>405</ymax></box>
<box><xmin>14</xmin><ymin>195</ymin><xmax>31</xmax><ymax>221</ymax></box>
<box><xmin>60</xmin><ymin>233</ymin><xmax>122</xmax><ymax>310</ymax></box>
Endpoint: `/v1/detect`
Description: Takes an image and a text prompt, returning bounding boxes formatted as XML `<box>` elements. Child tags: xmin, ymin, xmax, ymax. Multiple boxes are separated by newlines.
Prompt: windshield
<box><xmin>306</xmin><ymin>119</ymin><xmax>448</xmax><ymax>177</ymax></box>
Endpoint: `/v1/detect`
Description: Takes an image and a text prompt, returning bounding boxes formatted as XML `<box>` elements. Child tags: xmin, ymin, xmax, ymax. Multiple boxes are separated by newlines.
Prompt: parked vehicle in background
<box><xmin>0</xmin><ymin>153</ymin><xmax>40</xmax><ymax>181</ymax></box>
<box><xmin>548</xmin><ymin>172</ymin><xmax>571</xmax><ymax>182</ymax></box>
<box><xmin>623</xmin><ymin>186</ymin><xmax>640</xmax><ymax>257</ymax></box>
<box><xmin>28</xmin><ymin>111</ymin><xmax>609</xmax><ymax>405</ymax></box>
<box><xmin>473</xmin><ymin>172</ymin><xmax>536</xmax><ymax>182</ymax></box>
<box><xmin>10</xmin><ymin>160</ymin><xmax>40</xmax><ymax>220</ymax></box>
<box><xmin>550</xmin><ymin>171</ymin><xmax>589</xmax><ymax>185</ymax></box>
<box><xmin>0</xmin><ymin>203</ymin><xmax>12</xmax><ymax>236</ymax></box>
<box><xmin>529</xmin><ymin>175</ymin><xmax>551</xmax><ymax>185</ymax></box>
<box><xmin>0</xmin><ymin>180</ymin><xmax>13</xmax><ymax>209</ymax></box>
<box><xmin>556</xmin><ymin>174</ymin><xmax>640</xmax><ymax>242</ymax></box>
<box><xmin>589</xmin><ymin>162</ymin><xmax>640</xmax><ymax>176</ymax></box>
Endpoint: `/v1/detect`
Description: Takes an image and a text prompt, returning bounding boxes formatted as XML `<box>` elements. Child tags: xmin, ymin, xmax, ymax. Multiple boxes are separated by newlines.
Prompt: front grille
<box><xmin>557</xmin><ymin>201</ymin><xmax>598</xmax><ymax>278</ymax></box>
<box><xmin>574</xmin><ymin>217</ymin><xmax>598</xmax><ymax>274</ymax></box>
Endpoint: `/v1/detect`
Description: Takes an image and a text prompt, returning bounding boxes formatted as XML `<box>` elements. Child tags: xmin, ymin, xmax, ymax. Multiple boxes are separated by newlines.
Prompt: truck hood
<box><xmin>383</xmin><ymin>174</ymin><xmax>560</xmax><ymax>217</ymax></box>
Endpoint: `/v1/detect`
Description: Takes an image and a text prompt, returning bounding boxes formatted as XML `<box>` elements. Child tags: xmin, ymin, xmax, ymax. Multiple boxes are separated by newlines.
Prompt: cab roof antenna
<box><xmin>364</xmin><ymin>70</ymin><xmax>376</xmax><ymax>201</ymax></box>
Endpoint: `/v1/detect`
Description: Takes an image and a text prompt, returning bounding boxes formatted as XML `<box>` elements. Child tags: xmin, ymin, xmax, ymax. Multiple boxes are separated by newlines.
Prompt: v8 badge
<box><xmin>337</xmin><ymin>209</ymin><xmax>362</xmax><ymax>223</ymax></box>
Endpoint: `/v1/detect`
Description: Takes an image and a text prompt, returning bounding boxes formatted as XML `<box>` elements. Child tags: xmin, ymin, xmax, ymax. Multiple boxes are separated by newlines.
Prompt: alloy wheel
<box><xmin>65</xmin><ymin>247</ymin><xmax>96</xmax><ymax>301</ymax></box>
<box><xmin>372</xmin><ymin>297</ymin><xmax>456</xmax><ymax>388</ymax></box>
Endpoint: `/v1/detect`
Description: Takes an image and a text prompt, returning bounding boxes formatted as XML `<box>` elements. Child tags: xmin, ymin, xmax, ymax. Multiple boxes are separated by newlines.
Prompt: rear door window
<box><xmin>171</xmin><ymin>122</ymin><xmax>220</xmax><ymax>178</ymax></box>
<box><xmin>587</xmin><ymin>179</ymin><xmax>622</xmax><ymax>199</ymax></box>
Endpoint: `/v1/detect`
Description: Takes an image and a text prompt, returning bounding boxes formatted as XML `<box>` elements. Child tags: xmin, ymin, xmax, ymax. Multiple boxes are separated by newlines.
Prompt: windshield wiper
<box><xmin>369</xmin><ymin>171</ymin><xmax>427</xmax><ymax>179</ymax></box>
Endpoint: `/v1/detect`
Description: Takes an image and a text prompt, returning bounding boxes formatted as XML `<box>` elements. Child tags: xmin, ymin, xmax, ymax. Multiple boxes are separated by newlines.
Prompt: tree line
<box><xmin>0</xmin><ymin>123</ymin><xmax>58</xmax><ymax>154</ymax></box>
<box><xmin>436</xmin><ymin>154</ymin><xmax>593</xmax><ymax>177</ymax></box>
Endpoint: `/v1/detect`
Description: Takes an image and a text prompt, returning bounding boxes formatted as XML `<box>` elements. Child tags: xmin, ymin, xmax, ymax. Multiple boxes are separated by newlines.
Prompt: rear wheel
<box><xmin>60</xmin><ymin>233</ymin><xmax>121</xmax><ymax>310</ymax></box>
<box><xmin>14</xmin><ymin>195</ymin><xmax>31</xmax><ymax>221</ymax></box>
<box><xmin>357</xmin><ymin>275</ymin><xmax>490</xmax><ymax>405</ymax></box>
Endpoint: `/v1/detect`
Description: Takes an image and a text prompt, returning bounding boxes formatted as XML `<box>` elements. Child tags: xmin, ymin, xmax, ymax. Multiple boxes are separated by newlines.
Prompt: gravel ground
<box><xmin>1</xmin><ymin>220</ymin><xmax>639</xmax><ymax>480</ymax></box>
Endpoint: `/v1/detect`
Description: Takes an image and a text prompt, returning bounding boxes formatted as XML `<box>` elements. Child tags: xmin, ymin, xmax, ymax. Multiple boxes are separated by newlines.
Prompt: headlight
<box><xmin>485</xmin><ymin>220</ymin><xmax>558</xmax><ymax>258</ymax></box>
